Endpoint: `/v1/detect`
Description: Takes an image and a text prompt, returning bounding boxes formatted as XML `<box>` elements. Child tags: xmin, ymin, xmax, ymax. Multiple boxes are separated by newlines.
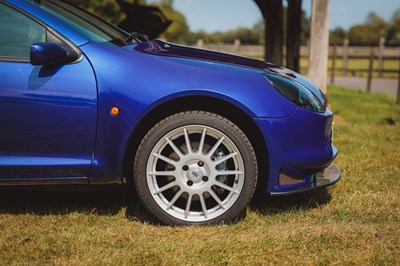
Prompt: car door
<box><xmin>0</xmin><ymin>3</ymin><xmax>97</xmax><ymax>182</ymax></box>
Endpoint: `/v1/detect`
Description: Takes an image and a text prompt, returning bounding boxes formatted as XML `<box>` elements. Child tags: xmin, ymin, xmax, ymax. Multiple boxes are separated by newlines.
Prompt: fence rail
<box><xmin>199</xmin><ymin>44</ymin><xmax>400</xmax><ymax>58</ymax></box>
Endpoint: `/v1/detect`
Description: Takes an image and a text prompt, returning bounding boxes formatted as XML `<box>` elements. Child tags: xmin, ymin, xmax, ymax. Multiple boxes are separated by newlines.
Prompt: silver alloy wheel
<box><xmin>146</xmin><ymin>125</ymin><xmax>245</xmax><ymax>222</ymax></box>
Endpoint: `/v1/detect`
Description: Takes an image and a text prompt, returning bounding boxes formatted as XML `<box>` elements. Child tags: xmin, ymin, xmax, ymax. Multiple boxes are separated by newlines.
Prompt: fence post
<box><xmin>397</xmin><ymin>54</ymin><xmax>400</xmax><ymax>105</ymax></box>
<box><xmin>233</xmin><ymin>39</ymin><xmax>241</xmax><ymax>52</ymax></box>
<box><xmin>196</xmin><ymin>39</ymin><xmax>204</xmax><ymax>48</ymax></box>
<box><xmin>343</xmin><ymin>38</ymin><xmax>349</xmax><ymax>75</ymax></box>
<box><xmin>330</xmin><ymin>44</ymin><xmax>337</xmax><ymax>84</ymax></box>
<box><xmin>378</xmin><ymin>37</ymin><xmax>385</xmax><ymax>78</ymax></box>
<box><xmin>367</xmin><ymin>48</ymin><xmax>374</xmax><ymax>93</ymax></box>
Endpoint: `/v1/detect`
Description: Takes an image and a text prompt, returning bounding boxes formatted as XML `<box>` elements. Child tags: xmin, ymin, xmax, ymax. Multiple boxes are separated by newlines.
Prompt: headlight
<box><xmin>264</xmin><ymin>73</ymin><xmax>325</xmax><ymax>113</ymax></box>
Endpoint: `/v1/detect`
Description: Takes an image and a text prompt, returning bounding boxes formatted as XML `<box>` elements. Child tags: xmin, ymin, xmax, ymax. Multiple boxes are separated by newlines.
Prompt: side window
<box><xmin>0</xmin><ymin>4</ymin><xmax>46</xmax><ymax>59</ymax></box>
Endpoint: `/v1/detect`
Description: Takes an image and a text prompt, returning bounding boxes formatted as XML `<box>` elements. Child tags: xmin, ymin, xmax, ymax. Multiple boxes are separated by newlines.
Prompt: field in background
<box><xmin>200</xmin><ymin>43</ymin><xmax>400</xmax><ymax>78</ymax></box>
<box><xmin>236</xmin><ymin>52</ymin><xmax>400</xmax><ymax>78</ymax></box>
<box><xmin>301</xmin><ymin>58</ymin><xmax>399</xmax><ymax>78</ymax></box>
<box><xmin>0</xmin><ymin>87</ymin><xmax>399</xmax><ymax>264</ymax></box>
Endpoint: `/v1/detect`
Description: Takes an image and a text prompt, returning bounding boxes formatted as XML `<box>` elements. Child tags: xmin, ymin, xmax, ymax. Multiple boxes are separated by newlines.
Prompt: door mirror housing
<box><xmin>30</xmin><ymin>42</ymin><xmax>78</xmax><ymax>66</ymax></box>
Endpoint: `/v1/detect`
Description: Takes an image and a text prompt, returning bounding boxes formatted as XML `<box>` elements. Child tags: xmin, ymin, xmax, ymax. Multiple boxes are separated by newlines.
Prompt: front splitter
<box><xmin>270</xmin><ymin>163</ymin><xmax>341</xmax><ymax>196</ymax></box>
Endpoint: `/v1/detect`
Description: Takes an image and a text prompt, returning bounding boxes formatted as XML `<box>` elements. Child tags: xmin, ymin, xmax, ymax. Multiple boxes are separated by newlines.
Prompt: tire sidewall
<box><xmin>134</xmin><ymin>111</ymin><xmax>257</xmax><ymax>225</ymax></box>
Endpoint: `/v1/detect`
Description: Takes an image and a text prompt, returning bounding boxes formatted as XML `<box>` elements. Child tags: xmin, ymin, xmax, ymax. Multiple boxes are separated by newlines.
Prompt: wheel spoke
<box><xmin>207</xmin><ymin>136</ymin><xmax>225</xmax><ymax>157</ymax></box>
<box><xmin>146</xmin><ymin>123</ymin><xmax>247</xmax><ymax>222</ymax></box>
<box><xmin>165</xmin><ymin>137</ymin><xmax>184</xmax><ymax>159</ymax></box>
<box><xmin>151</xmin><ymin>175</ymin><xmax>157</xmax><ymax>190</ymax></box>
<box><xmin>199</xmin><ymin>193</ymin><xmax>208</xmax><ymax>219</ymax></box>
<box><xmin>149</xmin><ymin>171</ymin><xmax>176</xmax><ymax>176</ymax></box>
<box><xmin>216</xmin><ymin>170</ymin><xmax>243</xmax><ymax>176</ymax></box>
<box><xmin>183</xmin><ymin>128</ymin><xmax>192</xmax><ymax>154</ymax></box>
<box><xmin>197</xmin><ymin>128</ymin><xmax>207</xmax><ymax>154</ymax></box>
<box><xmin>166</xmin><ymin>190</ymin><xmax>182</xmax><ymax>210</ymax></box>
<box><xmin>208</xmin><ymin>189</ymin><xmax>226</xmax><ymax>210</ymax></box>
<box><xmin>184</xmin><ymin>193</ymin><xmax>192</xmax><ymax>219</ymax></box>
<box><xmin>213</xmin><ymin>181</ymin><xmax>239</xmax><ymax>194</ymax></box>
<box><xmin>153</xmin><ymin>181</ymin><xmax>177</xmax><ymax>195</ymax></box>
<box><xmin>152</xmin><ymin>153</ymin><xmax>177</xmax><ymax>167</ymax></box>
<box><xmin>213</xmin><ymin>152</ymin><xmax>237</xmax><ymax>166</ymax></box>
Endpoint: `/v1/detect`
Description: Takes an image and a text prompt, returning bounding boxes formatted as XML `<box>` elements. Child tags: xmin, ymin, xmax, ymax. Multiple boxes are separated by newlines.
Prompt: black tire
<box><xmin>133</xmin><ymin>111</ymin><xmax>258</xmax><ymax>225</ymax></box>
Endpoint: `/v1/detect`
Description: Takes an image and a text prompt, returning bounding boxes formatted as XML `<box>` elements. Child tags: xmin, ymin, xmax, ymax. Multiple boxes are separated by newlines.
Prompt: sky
<box><xmin>171</xmin><ymin>0</ymin><xmax>400</xmax><ymax>32</ymax></box>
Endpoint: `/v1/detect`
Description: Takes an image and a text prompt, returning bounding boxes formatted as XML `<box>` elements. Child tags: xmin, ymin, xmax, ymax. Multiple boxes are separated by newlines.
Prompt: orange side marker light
<box><xmin>110</xmin><ymin>106</ymin><xmax>119</xmax><ymax>116</ymax></box>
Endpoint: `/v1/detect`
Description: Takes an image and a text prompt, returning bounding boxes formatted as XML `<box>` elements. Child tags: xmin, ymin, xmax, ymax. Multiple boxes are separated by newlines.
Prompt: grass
<box><xmin>1</xmin><ymin>86</ymin><xmax>400</xmax><ymax>265</ymax></box>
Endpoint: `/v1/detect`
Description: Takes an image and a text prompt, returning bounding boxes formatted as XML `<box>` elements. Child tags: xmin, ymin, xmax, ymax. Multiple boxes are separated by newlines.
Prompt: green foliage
<box><xmin>386</xmin><ymin>8</ymin><xmax>400</xmax><ymax>45</ymax></box>
<box><xmin>346</xmin><ymin>10</ymin><xmax>400</xmax><ymax>45</ymax></box>
<box><xmin>347</xmin><ymin>24</ymin><xmax>381</xmax><ymax>45</ymax></box>
<box><xmin>220</xmin><ymin>27</ymin><xmax>260</xmax><ymax>44</ymax></box>
<box><xmin>366</xmin><ymin>12</ymin><xmax>388</xmax><ymax>34</ymax></box>
<box><xmin>66</xmin><ymin>0</ymin><xmax>190</xmax><ymax>43</ymax></box>
<box><xmin>67</xmin><ymin>0</ymin><xmax>124</xmax><ymax>24</ymax></box>
<box><xmin>160</xmin><ymin>0</ymin><xmax>173</xmax><ymax>8</ymax></box>
<box><xmin>189</xmin><ymin>25</ymin><xmax>262</xmax><ymax>45</ymax></box>
<box><xmin>347</xmin><ymin>12</ymin><xmax>388</xmax><ymax>45</ymax></box>
<box><xmin>252</xmin><ymin>19</ymin><xmax>265</xmax><ymax>44</ymax></box>
<box><xmin>157</xmin><ymin>2</ymin><xmax>189</xmax><ymax>43</ymax></box>
<box><xmin>329</xmin><ymin>27</ymin><xmax>345</xmax><ymax>45</ymax></box>
<box><xmin>188</xmin><ymin>7</ymin><xmax>309</xmax><ymax>45</ymax></box>
<box><xmin>392</xmin><ymin>8</ymin><xmax>400</xmax><ymax>23</ymax></box>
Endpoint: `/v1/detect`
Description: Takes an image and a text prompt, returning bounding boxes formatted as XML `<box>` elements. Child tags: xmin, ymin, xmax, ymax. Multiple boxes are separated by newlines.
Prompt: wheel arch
<box><xmin>122</xmin><ymin>94</ymin><xmax>269</xmax><ymax>196</ymax></box>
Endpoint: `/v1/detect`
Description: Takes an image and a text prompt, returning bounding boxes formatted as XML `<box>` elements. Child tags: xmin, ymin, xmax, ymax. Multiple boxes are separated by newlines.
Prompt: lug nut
<box><xmin>182</xmin><ymin>165</ymin><xmax>189</xmax><ymax>171</ymax></box>
<box><xmin>202</xmin><ymin>176</ymin><xmax>208</xmax><ymax>182</ymax></box>
<box><xmin>198</xmin><ymin>161</ymin><xmax>204</xmax><ymax>167</ymax></box>
<box><xmin>187</xmin><ymin>180</ymin><xmax>193</xmax><ymax>186</ymax></box>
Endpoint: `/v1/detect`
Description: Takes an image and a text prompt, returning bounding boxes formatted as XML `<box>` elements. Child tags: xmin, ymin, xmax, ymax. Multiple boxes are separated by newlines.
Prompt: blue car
<box><xmin>0</xmin><ymin>0</ymin><xmax>340</xmax><ymax>225</ymax></box>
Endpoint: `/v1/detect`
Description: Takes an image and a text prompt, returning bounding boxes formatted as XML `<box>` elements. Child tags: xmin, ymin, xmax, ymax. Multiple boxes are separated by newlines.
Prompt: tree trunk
<box><xmin>254</xmin><ymin>0</ymin><xmax>283</xmax><ymax>65</ymax></box>
<box><xmin>286</xmin><ymin>0</ymin><xmax>302</xmax><ymax>72</ymax></box>
<box><xmin>308</xmin><ymin>0</ymin><xmax>330</xmax><ymax>94</ymax></box>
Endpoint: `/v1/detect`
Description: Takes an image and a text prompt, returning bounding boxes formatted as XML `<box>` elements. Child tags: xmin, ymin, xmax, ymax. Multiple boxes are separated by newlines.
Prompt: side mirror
<box><xmin>30</xmin><ymin>42</ymin><xmax>72</xmax><ymax>66</ymax></box>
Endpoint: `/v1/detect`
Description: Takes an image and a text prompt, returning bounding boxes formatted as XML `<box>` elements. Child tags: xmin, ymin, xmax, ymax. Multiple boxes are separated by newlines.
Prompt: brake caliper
<box><xmin>213</xmin><ymin>148</ymin><xmax>229</xmax><ymax>195</ymax></box>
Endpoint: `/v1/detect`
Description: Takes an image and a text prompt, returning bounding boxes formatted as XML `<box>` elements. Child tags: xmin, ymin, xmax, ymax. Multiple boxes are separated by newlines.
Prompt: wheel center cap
<box><xmin>188</xmin><ymin>167</ymin><xmax>203</xmax><ymax>182</ymax></box>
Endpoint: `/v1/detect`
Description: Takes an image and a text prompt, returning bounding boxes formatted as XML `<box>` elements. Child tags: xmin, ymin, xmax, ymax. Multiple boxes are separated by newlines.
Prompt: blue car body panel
<box><xmin>0</xmin><ymin>0</ymin><xmax>339</xmax><ymax>195</ymax></box>
<box><xmin>79</xmin><ymin>41</ymin><xmax>298</xmax><ymax>184</ymax></box>
<box><xmin>255</xmin><ymin>108</ymin><xmax>336</xmax><ymax>192</ymax></box>
<box><xmin>0</xmin><ymin>55</ymin><xmax>97</xmax><ymax>180</ymax></box>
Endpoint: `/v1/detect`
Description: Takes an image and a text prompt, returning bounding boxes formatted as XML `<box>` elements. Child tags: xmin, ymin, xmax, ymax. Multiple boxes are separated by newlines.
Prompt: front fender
<box><xmin>80</xmin><ymin>42</ymin><xmax>295</xmax><ymax>183</ymax></box>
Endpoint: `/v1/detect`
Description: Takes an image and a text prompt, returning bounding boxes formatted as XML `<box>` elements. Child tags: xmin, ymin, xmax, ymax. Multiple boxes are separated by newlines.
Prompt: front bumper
<box><xmin>255</xmin><ymin>106</ymin><xmax>339</xmax><ymax>194</ymax></box>
<box><xmin>270</xmin><ymin>163</ymin><xmax>341</xmax><ymax>196</ymax></box>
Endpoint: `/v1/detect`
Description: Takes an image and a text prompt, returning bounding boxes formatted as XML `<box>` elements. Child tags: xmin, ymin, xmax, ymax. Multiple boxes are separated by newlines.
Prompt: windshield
<box><xmin>32</xmin><ymin>0</ymin><xmax>133</xmax><ymax>46</ymax></box>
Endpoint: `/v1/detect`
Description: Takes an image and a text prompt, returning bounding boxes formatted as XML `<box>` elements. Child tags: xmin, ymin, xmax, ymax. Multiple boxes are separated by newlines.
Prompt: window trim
<box><xmin>0</xmin><ymin>1</ymin><xmax>83</xmax><ymax>64</ymax></box>
<box><xmin>0</xmin><ymin>57</ymin><xmax>31</xmax><ymax>63</ymax></box>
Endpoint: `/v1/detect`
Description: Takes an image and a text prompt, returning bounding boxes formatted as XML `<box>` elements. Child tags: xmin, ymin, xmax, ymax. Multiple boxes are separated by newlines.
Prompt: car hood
<box><xmin>134</xmin><ymin>39</ymin><xmax>275</xmax><ymax>70</ymax></box>
<box><xmin>133</xmin><ymin>40</ymin><xmax>326</xmax><ymax>106</ymax></box>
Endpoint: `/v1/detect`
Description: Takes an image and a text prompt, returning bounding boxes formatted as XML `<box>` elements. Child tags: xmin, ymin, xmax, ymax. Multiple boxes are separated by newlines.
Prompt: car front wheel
<box><xmin>134</xmin><ymin>111</ymin><xmax>258</xmax><ymax>225</ymax></box>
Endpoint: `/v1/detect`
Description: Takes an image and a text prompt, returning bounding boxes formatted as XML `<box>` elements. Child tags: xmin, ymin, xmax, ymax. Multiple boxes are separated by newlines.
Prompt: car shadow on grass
<box><xmin>250</xmin><ymin>188</ymin><xmax>332</xmax><ymax>215</ymax></box>
<box><xmin>0</xmin><ymin>185</ymin><xmax>332</xmax><ymax>224</ymax></box>
<box><xmin>0</xmin><ymin>185</ymin><xmax>144</xmax><ymax>217</ymax></box>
